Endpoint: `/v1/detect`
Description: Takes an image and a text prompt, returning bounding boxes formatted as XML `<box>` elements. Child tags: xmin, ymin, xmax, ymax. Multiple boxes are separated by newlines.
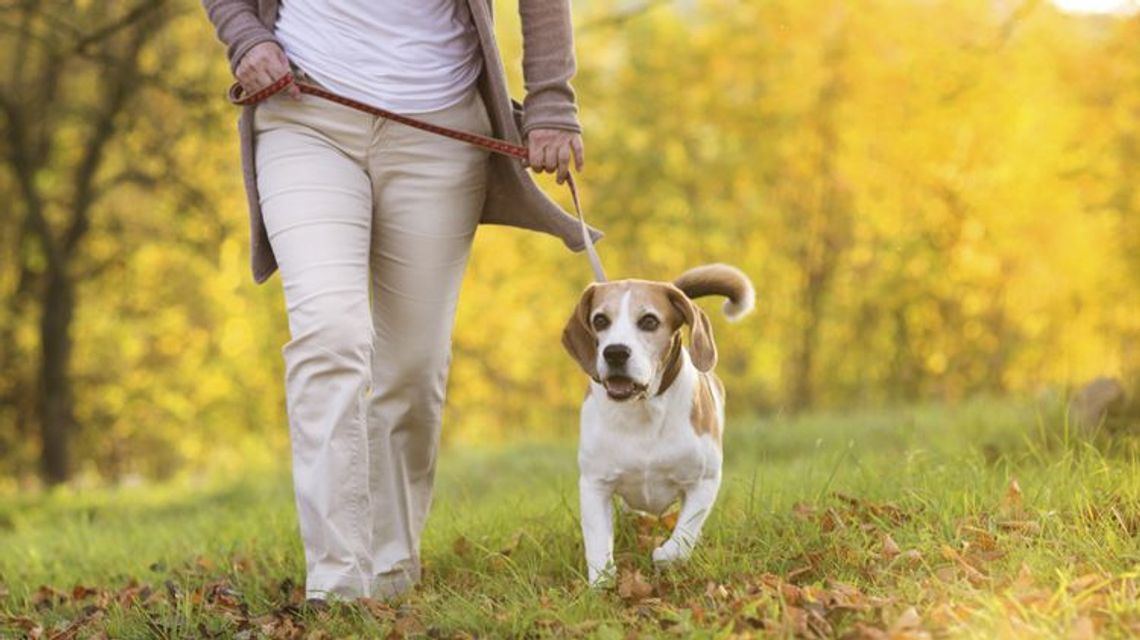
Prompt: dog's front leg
<box><xmin>579</xmin><ymin>477</ymin><xmax>615</xmax><ymax>586</ymax></box>
<box><xmin>653</xmin><ymin>474</ymin><xmax>721</xmax><ymax>565</ymax></box>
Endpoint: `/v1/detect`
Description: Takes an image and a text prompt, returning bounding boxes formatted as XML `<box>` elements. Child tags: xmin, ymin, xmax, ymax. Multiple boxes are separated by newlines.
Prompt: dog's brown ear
<box><xmin>562</xmin><ymin>283</ymin><xmax>600</xmax><ymax>380</ymax></box>
<box><xmin>667</xmin><ymin>285</ymin><xmax>717</xmax><ymax>372</ymax></box>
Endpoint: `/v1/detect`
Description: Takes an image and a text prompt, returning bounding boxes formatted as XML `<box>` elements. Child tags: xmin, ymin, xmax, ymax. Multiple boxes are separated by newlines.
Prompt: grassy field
<box><xmin>2</xmin><ymin>399</ymin><xmax>1140</xmax><ymax>638</ymax></box>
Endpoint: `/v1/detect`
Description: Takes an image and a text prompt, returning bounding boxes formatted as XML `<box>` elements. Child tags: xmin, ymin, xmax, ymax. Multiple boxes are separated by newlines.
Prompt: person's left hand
<box><xmin>525</xmin><ymin>129</ymin><xmax>585</xmax><ymax>184</ymax></box>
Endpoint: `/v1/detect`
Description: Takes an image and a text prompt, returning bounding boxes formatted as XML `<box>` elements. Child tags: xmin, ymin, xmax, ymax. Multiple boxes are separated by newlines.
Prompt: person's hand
<box><xmin>235</xmin><ymin>42</ymin><xmax>301</xmax><ymax>100</ymax></box>
<box><xmin>525</xmin><ymin>129</ymin><xmax>585</xmax><ymax>184</ymax></box>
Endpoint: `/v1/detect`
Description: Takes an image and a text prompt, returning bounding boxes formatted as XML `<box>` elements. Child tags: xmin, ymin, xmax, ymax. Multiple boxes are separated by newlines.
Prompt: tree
<box><xmin>0</xmin><ymin>0</ymin><xmax>186</xmax><ymax>483</ymax></box>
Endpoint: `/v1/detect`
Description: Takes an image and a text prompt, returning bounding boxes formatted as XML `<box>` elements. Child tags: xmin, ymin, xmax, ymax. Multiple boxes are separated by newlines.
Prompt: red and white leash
<box><xmin>229</xmin><ymin>73</ymin><xmax>607</xmax><ymax>283</ymax></box>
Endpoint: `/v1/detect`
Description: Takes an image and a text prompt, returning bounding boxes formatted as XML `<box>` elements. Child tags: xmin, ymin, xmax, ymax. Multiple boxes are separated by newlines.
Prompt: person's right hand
<box><xmin>236</xmin><ymin>42</ymin><xmax>301</xmax><ymax>100</ymax></box>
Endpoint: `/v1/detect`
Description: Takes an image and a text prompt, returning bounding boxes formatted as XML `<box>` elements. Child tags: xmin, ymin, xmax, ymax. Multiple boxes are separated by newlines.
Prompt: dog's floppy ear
<box><xmin>666</xmin><ymin>285</ymin><xmax>717</xmax><ymax>372</ymax></box>
<box><xmin>562</xmin><ymin>283</ymin><xmax>600</xmax><ymax>381</ymax></box>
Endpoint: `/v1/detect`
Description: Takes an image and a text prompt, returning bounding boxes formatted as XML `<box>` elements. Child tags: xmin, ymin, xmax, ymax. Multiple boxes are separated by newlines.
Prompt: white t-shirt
<box><xmin>274</xmin><ymin>1</ymin><xmax>483</xmax><ymax>114</ymax></box>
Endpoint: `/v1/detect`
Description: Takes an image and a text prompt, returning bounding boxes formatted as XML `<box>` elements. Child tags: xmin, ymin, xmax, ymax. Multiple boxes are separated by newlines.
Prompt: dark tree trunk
<box><xmin>38</xmin><ymin>266</ymin><xmax>75</xmax><ymax>485</ymax></box>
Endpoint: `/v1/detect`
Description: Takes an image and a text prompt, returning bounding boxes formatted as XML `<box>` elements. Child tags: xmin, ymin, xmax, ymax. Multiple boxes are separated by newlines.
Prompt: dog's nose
<box><xmin>603</xmin><ymin>344</ymin><xmax>631</xmax><ymax>366</ymax></box>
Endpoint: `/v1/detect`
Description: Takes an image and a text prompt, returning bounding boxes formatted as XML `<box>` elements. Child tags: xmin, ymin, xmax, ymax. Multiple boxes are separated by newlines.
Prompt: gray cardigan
<box><xmin>201</xmin><ymin>0</ymin><xmax>602</xmax><ymax>284</ymax></box>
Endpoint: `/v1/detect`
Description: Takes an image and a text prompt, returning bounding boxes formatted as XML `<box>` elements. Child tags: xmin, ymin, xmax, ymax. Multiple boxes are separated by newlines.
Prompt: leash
<box><xmin>229</xmin><ymin>72</ymin><xmax>607</xmax><ymax>283</ymax></box>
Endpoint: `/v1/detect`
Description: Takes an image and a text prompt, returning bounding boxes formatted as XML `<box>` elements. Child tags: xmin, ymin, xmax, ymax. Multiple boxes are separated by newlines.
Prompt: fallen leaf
<box><xmin>389</xmin><ymin>616</ymin><xmax>424</xmax><ymax>638</ymax></box>
<box><xmin>31</xmin><ymin>585</ymin><xmax>65</xmax><ymax>610</ymax></box>
<box><xmin>71</xmin><ymin>584</ymin><xmax>99</xmax><ymax>601</ymax></box>
<box><xmin>792</xmin><ymin>503</ymin><xmax>817</xmax><ymax>520</ymax></box>
<box><xmin>1006</xmin><ymin>478</ymin><xmax>1023</xmax><ymax>508</ymax></box>
<box><xmin>881</xmin><ymin>534</ymin><xmax>901</xmax><ymax>560</ymax></box>
<box><xmin>500</xmin><ymin>530</ymin><xmax>523</xmax><ymax>556</ymax></box>
<box><xmin>231</xmin><ymin>554</ymin><xmax>253</xmax><ymax>574</ymax></box>
<box><xmin>1068</xmin><ymin>573</ymin><xmax>1109</xmax><ymax>595</ymax></box>
<box><xmin>997</xmin><ymin>520</ymin><xmax>1042</xmax><ymax>535</ymax></box>
<box><xmin>891</xmin><ymin>606</ymin><xmax>922</xmax><ymax>633</ymax></box>
<box><xmin>896</xmin><ymin>549</ymin><xmax>924</xmax><ymax>564</ymax></box>
<box><xmin>618</xmin><ymin>569</ymin><xmax>654</xmax><ymax>602</ymax></box>
<box><xmin>452</xmin><ymin>535</ymin><xmax>470</xmax><ymax>557</ymax></box>
<box><xmin>1070</xmin><ymin>616</ymin><xmax>1096</xmax><ymax>640</ymax></box>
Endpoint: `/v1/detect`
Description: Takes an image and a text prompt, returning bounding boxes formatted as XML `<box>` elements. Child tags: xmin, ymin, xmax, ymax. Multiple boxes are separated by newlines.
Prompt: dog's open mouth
<box><xmin>603</xmin><ymin>376</ymin><xmax>647</xmax><ymax>401</ymax></box>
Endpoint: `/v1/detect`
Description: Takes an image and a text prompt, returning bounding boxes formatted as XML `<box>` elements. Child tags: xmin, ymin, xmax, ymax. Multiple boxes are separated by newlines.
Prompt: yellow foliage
<box><xmin>2</xmin><ymin>0</ymin><xmax>1140</xmax><ymax>480</ymax></box>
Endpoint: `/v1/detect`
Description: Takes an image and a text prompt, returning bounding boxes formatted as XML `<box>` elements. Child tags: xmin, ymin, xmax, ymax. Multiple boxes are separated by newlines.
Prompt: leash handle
<box><xmin>229</xmin><ymin>73</ymin><xmax>607</xmax><ymax>282</ymax></box>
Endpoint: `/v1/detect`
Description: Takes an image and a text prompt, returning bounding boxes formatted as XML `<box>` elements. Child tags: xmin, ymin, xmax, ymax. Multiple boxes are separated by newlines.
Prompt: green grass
<box><xmin>3</xmin><ymin>398</ymin><xmax>1140</xmax><ymax>638</ymax></box>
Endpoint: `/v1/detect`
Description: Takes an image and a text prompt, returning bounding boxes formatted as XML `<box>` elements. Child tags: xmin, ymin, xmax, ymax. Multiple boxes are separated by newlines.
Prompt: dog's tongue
<box><xmin>605</xmin><ymin>377</ymin><xmax>637</xmax><ymax>398</ymax></box>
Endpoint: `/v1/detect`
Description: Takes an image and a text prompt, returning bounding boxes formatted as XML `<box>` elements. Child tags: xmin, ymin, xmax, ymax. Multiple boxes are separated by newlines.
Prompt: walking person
<box><xmin>201</xmin><ymin>0</ymin><xmax>600</xmax><ymax>602</ymax></box>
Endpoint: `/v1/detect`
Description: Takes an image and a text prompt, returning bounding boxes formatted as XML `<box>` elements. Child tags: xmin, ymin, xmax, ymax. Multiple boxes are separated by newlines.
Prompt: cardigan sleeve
<box><xmin>201</xmin><ymin>0</ymin><xmax>281</xmax><ymax>74</ymax></box>
<box><xmin>518</xmin><ymin>0</ymin><xmax>582</xmax><ymax>136</ymax></box>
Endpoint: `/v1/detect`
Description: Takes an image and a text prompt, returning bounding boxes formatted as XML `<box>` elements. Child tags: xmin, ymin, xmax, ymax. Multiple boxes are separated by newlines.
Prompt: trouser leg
<box><xmin>365</xmin><ymin>88</ymin><xmax>491</xmax><ymax>597</ymax></box>
<box><xmin>255</xmin><ymin>94</ymin><xmax>376</xmax><ymax>600</ymax></box>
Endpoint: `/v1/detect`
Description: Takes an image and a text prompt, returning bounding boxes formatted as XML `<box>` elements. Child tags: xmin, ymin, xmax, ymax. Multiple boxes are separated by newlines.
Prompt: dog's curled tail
<box><xmin>673</xmin><ymin>263</ymin><xmax>755</xmax><ymax>322</ymax></box>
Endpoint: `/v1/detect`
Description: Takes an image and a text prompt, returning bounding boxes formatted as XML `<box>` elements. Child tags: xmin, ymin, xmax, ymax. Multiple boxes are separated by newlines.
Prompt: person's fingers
<box><xmin>528</xmin><ymin>137</ymin><xmax>543</xmax><ymax>171</ymax></box>
<box><xmin>251</xmin><ymin>67</ymin><xmax>276</xmax><ymax>93</ymax></box>
<box><xmin>236</xmin><ymin>66</ymin><xmax>253</xmax><ymax>90</ymax></box>
<box><xmin>273</xmin><ymin>45</ymin><xmax>290</xmax><ymax>68</ymax></box>
<box><xmin>265</xmin><ymin>55</ymin><xmax>291</xmax><ymax>81</ymax></box>
<box><xmin>556</xmin><ymin>142</ymin><xmax>572</xmax><ymax>184</ymax></box>
<box><xmin>571</xmin><ymin>136</ymin><xmax>585</xmax><ymax>171</ymax></box>
<box><xmin>543</xmin><ymin>141</ymin><xmax>559</xmax><ymax>174</ymax></box>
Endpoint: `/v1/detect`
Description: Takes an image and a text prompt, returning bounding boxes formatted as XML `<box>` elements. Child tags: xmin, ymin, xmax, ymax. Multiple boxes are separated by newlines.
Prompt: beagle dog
<box><xmin>561</xmin><ymin>263</ymin><xmax>755</xmax><ymax>585</ymax></box>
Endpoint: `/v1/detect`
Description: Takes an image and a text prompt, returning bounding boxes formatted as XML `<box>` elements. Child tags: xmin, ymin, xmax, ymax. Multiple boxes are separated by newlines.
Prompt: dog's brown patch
<box><xmin>655</xmin><ymin>333</ymin><xmax>684</xmax><ymax>396</ymax></box>
<box><xmin>691</xmin><ymin>371</ymin><xmax>721</xmax><ymax>442</ymax></box>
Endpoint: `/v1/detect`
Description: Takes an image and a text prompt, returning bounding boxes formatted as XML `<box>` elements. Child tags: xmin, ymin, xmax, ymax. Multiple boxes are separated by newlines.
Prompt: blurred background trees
<box><xmin>1</xmin><ymin>0</ymin><xmax>1138</xmax><ymax>488</ymax></box>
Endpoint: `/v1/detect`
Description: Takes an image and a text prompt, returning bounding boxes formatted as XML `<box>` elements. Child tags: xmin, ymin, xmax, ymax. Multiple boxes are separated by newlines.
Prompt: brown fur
<box><xmin>691</xmin><ymin>371</ymin><xmax>721</xmax><ymax>442</ymax></box>
<box><xmin>673</xmin><ymin>263</ymin><xmax>751</xmax><ymax>308</ymax></box>
<box><xmin>561</xmin><ymin>280</ymin><xmax>718</xmax><ymax>381</ymax></box>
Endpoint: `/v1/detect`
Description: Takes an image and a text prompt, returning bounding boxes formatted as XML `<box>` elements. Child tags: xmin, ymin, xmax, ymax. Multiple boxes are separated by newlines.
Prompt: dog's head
<box><xmin>561</xmin><ymin>279</ymin><xmax>717</xmax><ymax>401</ymax></box>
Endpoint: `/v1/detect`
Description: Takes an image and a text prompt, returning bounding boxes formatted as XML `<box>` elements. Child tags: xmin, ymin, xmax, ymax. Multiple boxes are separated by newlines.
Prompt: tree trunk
<box><xmin>38</xmin><ymin>266</ymin><xmax>75</xmax><ymax>485</ymax></box>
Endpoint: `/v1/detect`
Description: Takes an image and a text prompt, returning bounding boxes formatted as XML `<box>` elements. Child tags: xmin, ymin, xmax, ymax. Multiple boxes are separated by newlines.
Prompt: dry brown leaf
<box><xmin>195</xmin><ymin>555</ymin><xmax>216</xmax><ymax>572</ymax></box>
<box><xmin>820</xmin><ymin>508</ymin><xmax>844</xmax><ymax>532</ymax></box>
<box><xmin>896</xmin><ymin>549</ymin><xmax>923</xmax><ymax>564</ymax></box>
<box><xmin>959</xmin><ymin>525</ymin><xmax>999</xmax><ymax>552</ymax></box>
<box><xmin>792</xmin><ymin>503</ymin><xmax>817</xmax><ymax>521</ymax></box>
<box><xmin>31</xmin><ymin>585</ymin><xmax>65</xmax><ymax>610</ymax></box>
<box><xmin>393</xmin><ymin>612</ymin><xmax>425</xmax><ymax>636</ymax></box>
<box><xmin>230</xmin><ymin>554</ymin><xmax>253</xmax><ymax>574</ymax></box>
<box><xmin>70</xmin><ymin>585</ymin><xmax>98</xmax><ymax>601</ymax></box>
<box><xmin>891</xmin><ymin>606</ymin><xmax>922</xmax><ymax>633</ymax></box>
<box><xmin>500</xmin><ymin>531</ymin><xmax>523</xmax><ymax>556</ymax></box>
<box><xmin>845</xmin><ymin>621</ymin><xmax>889</xmax><ymax>639</ymax></box>
<box><xmin>2</xmin><ymin>615</ymin><xmax>44</xmax><ymax>635</ymax></box>
<box><xmin>1070</xmin><ymin>616</ymin><xmax>1096</xmax><ymax>640</ymax></box>
<box><xmin>452</xmin><ymin>535</ymin><xmax>470</xmax><ymax>557</ymax></box>
<box><xmin>1006</xmin><ymin>478</ymin><xmax>1023</xmax><ymax>507</ymax></box>
<box><xmin>997</xmin><ymin>520</ymin><xmax>1042</xmax><ymax>535</ymax></box>
<box><xmin>357</xmin><ymin>597</ymin><xmax>397</xmax><ymax>622</ymax></box>
<box><xmin>881</xmin><ymin>534</ymin><xmax>901</xmax><ymax>560</ymax></box>
<box><xmin>1068</xmin><ymin>573</ymin><xmax>1110</xmax><ymax>595</ymax></box>
<box><xmin>636</xmin><ymin>532</ymin><xmax>662</xmax><ymax>552</ymax></box>
<box><xmin>618</xmin><ymin>569</ymin><xmax>654</xmax><ymax>602</ymax></box>
<box><xmin>780</xmin><ymin>582</ymin><xmax>803</xmax><ymax>606</ymax></box>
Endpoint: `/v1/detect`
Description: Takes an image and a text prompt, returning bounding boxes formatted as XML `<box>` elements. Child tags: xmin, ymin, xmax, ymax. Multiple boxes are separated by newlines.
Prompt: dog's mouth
<box><xmin>603</xmin><ymin>375</ymin><xmax>647</xmax><ymax>401</ymax></box>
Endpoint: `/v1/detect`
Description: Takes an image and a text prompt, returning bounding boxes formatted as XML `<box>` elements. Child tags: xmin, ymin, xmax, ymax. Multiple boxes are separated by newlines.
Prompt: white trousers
<box><xmin>254</xmin><ymin>71</ymin><xmax>490</xmax><ymax>600</ymax></box>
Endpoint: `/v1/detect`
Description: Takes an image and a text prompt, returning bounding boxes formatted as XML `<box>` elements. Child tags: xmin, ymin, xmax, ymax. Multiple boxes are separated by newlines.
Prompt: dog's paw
<box><xmin>652</xmin><ymin>538</ymin><xmax>694</xmax><ymax>565</ymax></box>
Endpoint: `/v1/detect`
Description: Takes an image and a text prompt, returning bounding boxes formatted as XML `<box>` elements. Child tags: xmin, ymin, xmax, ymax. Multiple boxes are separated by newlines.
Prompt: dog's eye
<box><xmin>638</xmin><ymin>315</ymin><xmax>660</xmax><ymax>331</ymax></box>
<box><xmin>592</xmin><ymin>314</ymin><xmax>610</xmax><ymax>331</ymax></box>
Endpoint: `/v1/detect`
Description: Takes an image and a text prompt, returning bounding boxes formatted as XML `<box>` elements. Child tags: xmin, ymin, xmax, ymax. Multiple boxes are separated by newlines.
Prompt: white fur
<box><xmin>577</xmin><ymin>348</ymin><xmax>724</xmax><ymax>585</ymax></box>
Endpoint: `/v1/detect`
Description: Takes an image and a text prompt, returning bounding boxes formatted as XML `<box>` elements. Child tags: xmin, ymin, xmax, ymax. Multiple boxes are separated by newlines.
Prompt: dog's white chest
<box><xmin>610</xmin><ymin>440</ymin><xmax>706</xmax><ymax>515</ymax></box>
<box><xmin>578</xmin><ymin>370</ymin><xmax>721</xmax><ymax>516</ymax></box>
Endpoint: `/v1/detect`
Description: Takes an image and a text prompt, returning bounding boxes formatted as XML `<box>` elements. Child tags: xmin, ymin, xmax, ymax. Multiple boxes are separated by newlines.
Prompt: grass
<box><xmin>2</xmin><ymin>398</ymin><xmax>1140</xmax><ymax>638</ymax></box>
